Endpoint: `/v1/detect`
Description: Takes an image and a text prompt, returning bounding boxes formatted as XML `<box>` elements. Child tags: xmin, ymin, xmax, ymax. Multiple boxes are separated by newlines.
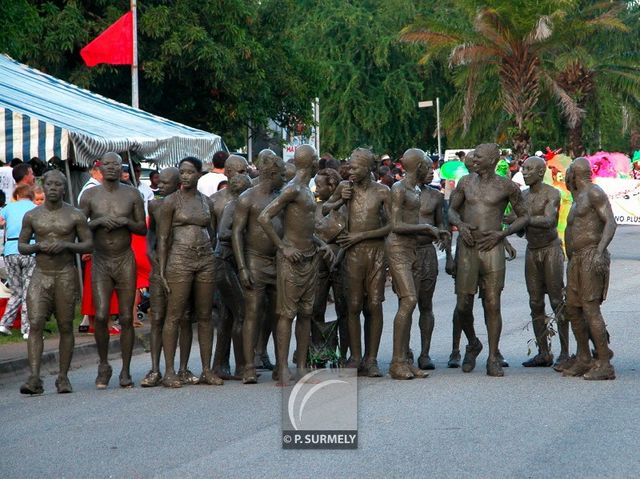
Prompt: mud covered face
<box><xmin>100</xmin><ymin>155</ymin><xmax>122</xmax><ymax>182</ymax></box>
<box><xmin>349</xmin><ymin>154</ymin><xmax>371</xmax><ymax>183</ymax></box>
<box><xmin>419</xmin><ymin>159</ymin><xmax>434</xmax><ymax>185</ymax></box>
<box><xmin>43</xmin><ymin>176</ymin><xmax>65</xmax><ymax>202</ymax></box>
<box><xmin>179</xmin><ymin>161</ymin><xmax>199</xmax><ymax>189</ymax></box>
<box><xmin>314</xmin><ymin>174</ymin><xmax>334</xmax><ymax>201</ymax></box>
<box><xmin>157</xmin><ymin>171</ymin><xmax>179</xmax><ymax>197</ymax></box>
<box><xmin>522</xmin><ymin>158</ymin><xmax>545</xmax><ymax>186</ymax></box>
<box><xmin>229</xmin><ymin>174</ymin><xmax>251</xmax><ymax>195</ymax></box>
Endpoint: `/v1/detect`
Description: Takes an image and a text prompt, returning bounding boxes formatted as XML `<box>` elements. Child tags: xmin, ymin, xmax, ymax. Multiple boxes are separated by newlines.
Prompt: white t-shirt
<box><xmin>430</xmin><ymin>168</ymin><xmax>441</xmax><ymax>188</ymax></box>
<box><xmin>511</xmin><ymin>171</ymin><xmax>527</xmax><ymax>190</ymax></box>
<box><xmin>0</xmin><ymin>166</ymin><xmax>15</xmax><ymax>202</ymax></box>
<box><xmin>138</xmin><ymin>182</ymin><xmax>155</xmax><ymax>215</ymax></box>
<box><xmin>197</xmin><ymin>172</ymin><xmax>227</xmax><ymax>197</ymax></box>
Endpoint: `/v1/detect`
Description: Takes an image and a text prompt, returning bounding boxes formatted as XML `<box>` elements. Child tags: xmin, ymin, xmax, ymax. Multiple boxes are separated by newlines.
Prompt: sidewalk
<box><xmin>0</xmin><ymin>323</ymin><xmax>151</xmax><ymax>378</ymax></box>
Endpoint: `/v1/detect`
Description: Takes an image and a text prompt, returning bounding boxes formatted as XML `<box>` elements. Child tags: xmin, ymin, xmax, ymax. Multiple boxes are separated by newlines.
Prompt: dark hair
<box><xmin>217</xmin><ymin>180</ymin><xmax>228</xmax><ymax>191</ymax></box>
<box><xmin>212</xmin><ymin>151</ymin><xmax>229</xmax><ymax>170</ymax></box>
<box><xmin>379</xmin><ymin>165</ymin><xmax>390</xmax><ymax>176</ymax></box>
<box><xmin>325</xmin><ymin>158</ymin><xmax>341</xmax><ymax>172</ymax></box>
<box><xmin>29</xmin><ymin>157</ymin><xmax>46</xmax><ymax>177</ymax></box>
<box><xmin>12</xmin><ymin>163</ymin><xmax>32</xmax><ymax>183</ymax></box>
<box><xmin>380</xmin><ymin>175</ymin><xmax>395</xmax><ymax>187</ymax></box>
<box><xmin>316</xmin><ymin>168</ymin><xmax>342</xmax><ymax>189</ymax></box>
<box><xmin>149</xmin><ymin>170</ymin><xmax>159</xmax><ymax>180</ymax></box>
<box><xmin>179</xmin><ymin>156</ymin><xmax>203</xmax><ymax>172</ymax></box>
<box><xmin>10</xmin><ymin>158</ymin><xmax>23</xmax><ymax>168</ymax></box>
<box><xmin>0</xmin><ymin>190</ymin><xmax>5</xmax><ymax>207</ymax></box>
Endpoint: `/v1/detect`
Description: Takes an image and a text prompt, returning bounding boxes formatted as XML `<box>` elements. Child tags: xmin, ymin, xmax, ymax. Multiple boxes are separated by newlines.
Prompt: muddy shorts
<box><xmin>276</xmin><ymin>248</ymin><xmax>319</xmax><ymax>318</ymax></box>
<box><xmin>566</xmin><ymin>246</ymin><xmax>610</xmax><ymax>307</ymax></box>
<box><xmin>414</xmin><ymin>243</ymin><xmax>438</xmax><ymax>294</ymax></box>
<box><xmin>27</xmin><ymin>264</ymin><xmax>78</xmax><ymax>323</ymax></box>
<box><xmin>344</xmin><ymin>239</ymin><xmax>387</xmax><ymax>304</ymax></box>
<box><xmin>92</xmin><ymin>249</ymin><xmax>136</xmax><ymax>290</ymax></box>
<box><xmin>386</xmin><ymin>233</ymin><xmax>417</xmax><ymax>299</ymax></box>
<box><xmin>246</xmin><ymin>250</ymin><xmax>277</xmax><ymax>289</ymax></box>
<box><xmin>525</xmin><ymin>239</ymin><xmax>565</xmax><ymax>296</ymax></box>
<box><xmin>454</xmin><ymin>238</ymin><xmax>505</xmax><ymax>297</ymax></box>
<box><xmin>166</xmin><ymin>243</ymin><xmax>215</xmax><ymax>284</ymax></box>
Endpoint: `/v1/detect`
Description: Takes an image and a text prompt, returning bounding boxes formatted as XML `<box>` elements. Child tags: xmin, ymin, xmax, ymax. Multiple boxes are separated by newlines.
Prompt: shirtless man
<box><xmin>448</xmin><ymin>143</ymin><xmax>528</xmax><ymax>377</ymax></box>
<box><xmin>258</xmin><ymin>145</ymin><xmax>333</xmax><ymax>386</ymax></box>
<box><xmin>18</xmin><ymin>170</ymin><xmax>92</xmax><ymax>394</ymax></box>
<box><xmin>516</xmin><ymin>156</ymin><xmax>568</xmax><ymax>367</ymax></box>
<box><xmin>387</xmin><ymin>150</ymin><xmax>446</xmax><ymax>380</ymax></box>
<box><xmin>323</xmin><ymin>148</ymin><xmax>391</xmax><ymax>377</ymax></box>
<box><xmin>232</xmin><ymin>150</ymin><xmax>286</xmax><ymax>384</ymax></box>
<box><xmin>447</xmin><ymin>150</ymin><xmax>514</xmax><ymax>368</ymax></box>
<box><xmin>415</xmin><ymin>158</ymin><xmax>452</xmax><ymax>370</ymax></box>
<box><xmin>214</xmin><ymin>173</ymin><xmax>252</xmax><ymax>377</ymax></box>
<box><xmin>561</xmin><ymin>157</ymin><xmax>616</xmax><ymax>380</ymax></box>
<box><xmin>141</xmin><ymin>168</ymin><xmax>198</xmax><ymax>387</ymax></box>
<box><xmin>210</xmin><ymin>154</ymin><xmax>249</xmax><ymax>378</ymax></box>
<box><xmin>80</xmin><ymin>152</ymin><xmax>147</xmax><ymax>388</ymax></box>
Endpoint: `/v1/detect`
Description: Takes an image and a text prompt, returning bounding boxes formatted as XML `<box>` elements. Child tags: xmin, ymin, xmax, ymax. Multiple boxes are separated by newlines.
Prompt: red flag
<box><xmin>81</xmin><ymin>12</ymin><xmax>133</xmax><ymax>67</ymax></box>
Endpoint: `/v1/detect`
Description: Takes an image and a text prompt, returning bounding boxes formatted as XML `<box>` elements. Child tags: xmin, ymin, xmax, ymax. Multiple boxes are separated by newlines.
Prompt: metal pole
<box><xmin>127</xmin><ymin>150</ymin><xmax>138</xmax><ymax>187</ymax></box>
<box><xmin>131</xmin><ymin>0</ymin><xmax>139</xmax><ymax>109</ymax></box>
<box><xmin>67</xmin><ymin>142</ymin><xmax>83</xmax><ymax>298</ymax></box>
<box><xmin>436</xmin><ymin>97</ymin><xmax>442</xmax><ymax>161</ymax></box>
<box><xmin>314</xmin><ymin>97</ymin><xmax>320</xmax><ymax>154</ymax></box>
<box><xmin>247</xmin><ymin>122</ymin><xmax>253</xmax><ymax>163</ymax></box>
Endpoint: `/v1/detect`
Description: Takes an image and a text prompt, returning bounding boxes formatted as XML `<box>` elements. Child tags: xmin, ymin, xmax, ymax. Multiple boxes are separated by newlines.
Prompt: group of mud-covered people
<box><xmin>18</xmin><ymin>141</ymin><xmax>617</xmax><ymax>395</ymax></box>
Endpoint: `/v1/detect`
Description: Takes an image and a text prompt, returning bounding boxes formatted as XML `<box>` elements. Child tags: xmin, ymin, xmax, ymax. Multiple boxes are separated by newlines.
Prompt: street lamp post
<box><xmin>418</xmin><ymin>97</ymin><xmax>442</xmax><ymax>160</ymax></box>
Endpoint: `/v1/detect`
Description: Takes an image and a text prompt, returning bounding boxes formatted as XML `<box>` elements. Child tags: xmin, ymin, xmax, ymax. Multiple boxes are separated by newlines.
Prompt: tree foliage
<box><xmin>288</xmin><ymin>0</ymin><xmax>453</xmax><ymax>158</ymax></box>
<box><xmin>0</xmin><ymin>0</ymin><xmax>319</xmax><ymax>150</ymax></box>
<box><xmin>0</xmin><ymin>0</ymin><xmax>638</xmax><ymax>157</ymax></box>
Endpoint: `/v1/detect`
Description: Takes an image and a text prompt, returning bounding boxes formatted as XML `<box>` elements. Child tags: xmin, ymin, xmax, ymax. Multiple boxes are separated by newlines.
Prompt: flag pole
<box><xmin>131</xmin><ymin>0</ymin><xmax>139</xmax><ymax>108</ymax></box>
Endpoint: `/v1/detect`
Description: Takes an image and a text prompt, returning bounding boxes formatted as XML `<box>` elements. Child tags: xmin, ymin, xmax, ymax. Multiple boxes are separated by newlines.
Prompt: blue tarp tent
<box><xmin>0</xmin><ymin>54</ymin><xmax>223</xmax><ymax>167</ymax></box>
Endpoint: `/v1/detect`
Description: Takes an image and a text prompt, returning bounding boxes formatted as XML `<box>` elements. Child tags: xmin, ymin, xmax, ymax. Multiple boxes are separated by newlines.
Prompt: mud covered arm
<box><xmin>528</xmin><ymin>190</ymin><xmax>560</xmax><ymax>230</ymax></box>
<box><xmin>68</xmin><ymin>211</ymin><xmax>93</xmax><ymax>254</ymax></box>
<box><xmin>390</xmin><ymin>185</ymin><xmax>438</xmax><ymax>238</ymax></box>
<box><xmin>257</xmin><ymin>186</ymin><xmax>297</xmax><ymax>251</ymax></box>
<box><xmin>17</xmin><ymin>213</ymin><xmax>38</xmax><ymax>255</ymax></box>
<box><xmin>232</xmin><ymin>196</ymin><xmax>250</xmax><ymax>272</ymax></box>
<box><xmin>156</xmin><ymin>198</ymin><xmax>174</xmax><ymax>279</ymax></box>
<box><xmin>503</xmin><ymin>183</ymin><xmax>529</xmax><ymax>237</ymax></box>
<box><xmin>322</xmin><ymin>182</ymin><xmax>347</xmax><ymax>215</ymax></box>
<box><xmin>125</xmin><ymin>192</ymin><xmax>147</xmax><ymax>236</ymax></box>
<box><xmin>591</xmin><ymin>187</ymin><xmax>617</xmax><ymax>254</ymax></box>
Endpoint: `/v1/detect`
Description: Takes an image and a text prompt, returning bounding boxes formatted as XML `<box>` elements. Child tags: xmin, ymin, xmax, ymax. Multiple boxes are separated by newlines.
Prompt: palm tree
<box><xmin>542</xmin><ymin>1</ymin><xmax>640</xmax><ymax>156</ymax></box>
<box><xmin>401</xmin><ymin>0</ymin><xmax>568</xmax><ymax>158</ymax></box>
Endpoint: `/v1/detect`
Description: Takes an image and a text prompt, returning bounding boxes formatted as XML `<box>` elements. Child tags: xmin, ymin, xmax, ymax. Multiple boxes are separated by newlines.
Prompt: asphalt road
<box><xmin>1</xmin><ymin>227</ymin><xmax>639</xmax><ymax>478</ymax></box>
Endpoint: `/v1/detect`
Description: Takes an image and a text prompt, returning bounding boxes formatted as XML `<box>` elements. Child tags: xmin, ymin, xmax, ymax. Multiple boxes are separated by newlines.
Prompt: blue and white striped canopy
<box><xmin>0</xmin><ymin>55</ymin><xmax>223</xmax><ymax>167</ymax></box>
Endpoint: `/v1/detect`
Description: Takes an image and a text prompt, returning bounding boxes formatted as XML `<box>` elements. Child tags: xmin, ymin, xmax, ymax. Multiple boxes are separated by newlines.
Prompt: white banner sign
<box><xmin>594</xmin><ymin>177</ymin><xmax>640</xmax><ymax>225</ymax></box>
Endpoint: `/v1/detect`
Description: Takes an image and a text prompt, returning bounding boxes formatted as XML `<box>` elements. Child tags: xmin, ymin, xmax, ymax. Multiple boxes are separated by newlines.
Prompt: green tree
<box><xmin>542</xmin><ymin>1</ymin><xmax>640</xmax><ymax>156</ymax></box>
<box><xmin>401</xmin><ymin>0</ymin><xmax>576</xmax><ymax>158</ymax></box>
<box><xmin>289</xmin><ymin>0</ymin><xmax>452</xmax><ymax>158</ymax></box>
<box><xmin>0</xmin><ymin>0</ymin><xmax>319</xmax><ymax>152</ymax></box>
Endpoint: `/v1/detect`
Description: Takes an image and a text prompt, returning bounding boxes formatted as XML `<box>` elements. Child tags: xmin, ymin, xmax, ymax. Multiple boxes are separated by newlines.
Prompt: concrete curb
<box><xmin>0</xmin><ymin>331</ymin><xmax>151</xmax><ymax>378</ymax></box>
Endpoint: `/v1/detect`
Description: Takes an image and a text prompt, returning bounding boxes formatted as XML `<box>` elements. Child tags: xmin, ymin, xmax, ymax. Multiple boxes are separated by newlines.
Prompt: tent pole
<box><xmin>127</xmin><ymin>150</ymin><xmax>138</xmax><ymax>187</ymax></box>
<box><xmin>67</xmin><ymin>142</ymin><xmax>84</xmax><ymax>300</ymax></box>
<box><xmin>131</xmin><ymin>0</ymin><xmax>139</xmax><ymax>109</ymax></box>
